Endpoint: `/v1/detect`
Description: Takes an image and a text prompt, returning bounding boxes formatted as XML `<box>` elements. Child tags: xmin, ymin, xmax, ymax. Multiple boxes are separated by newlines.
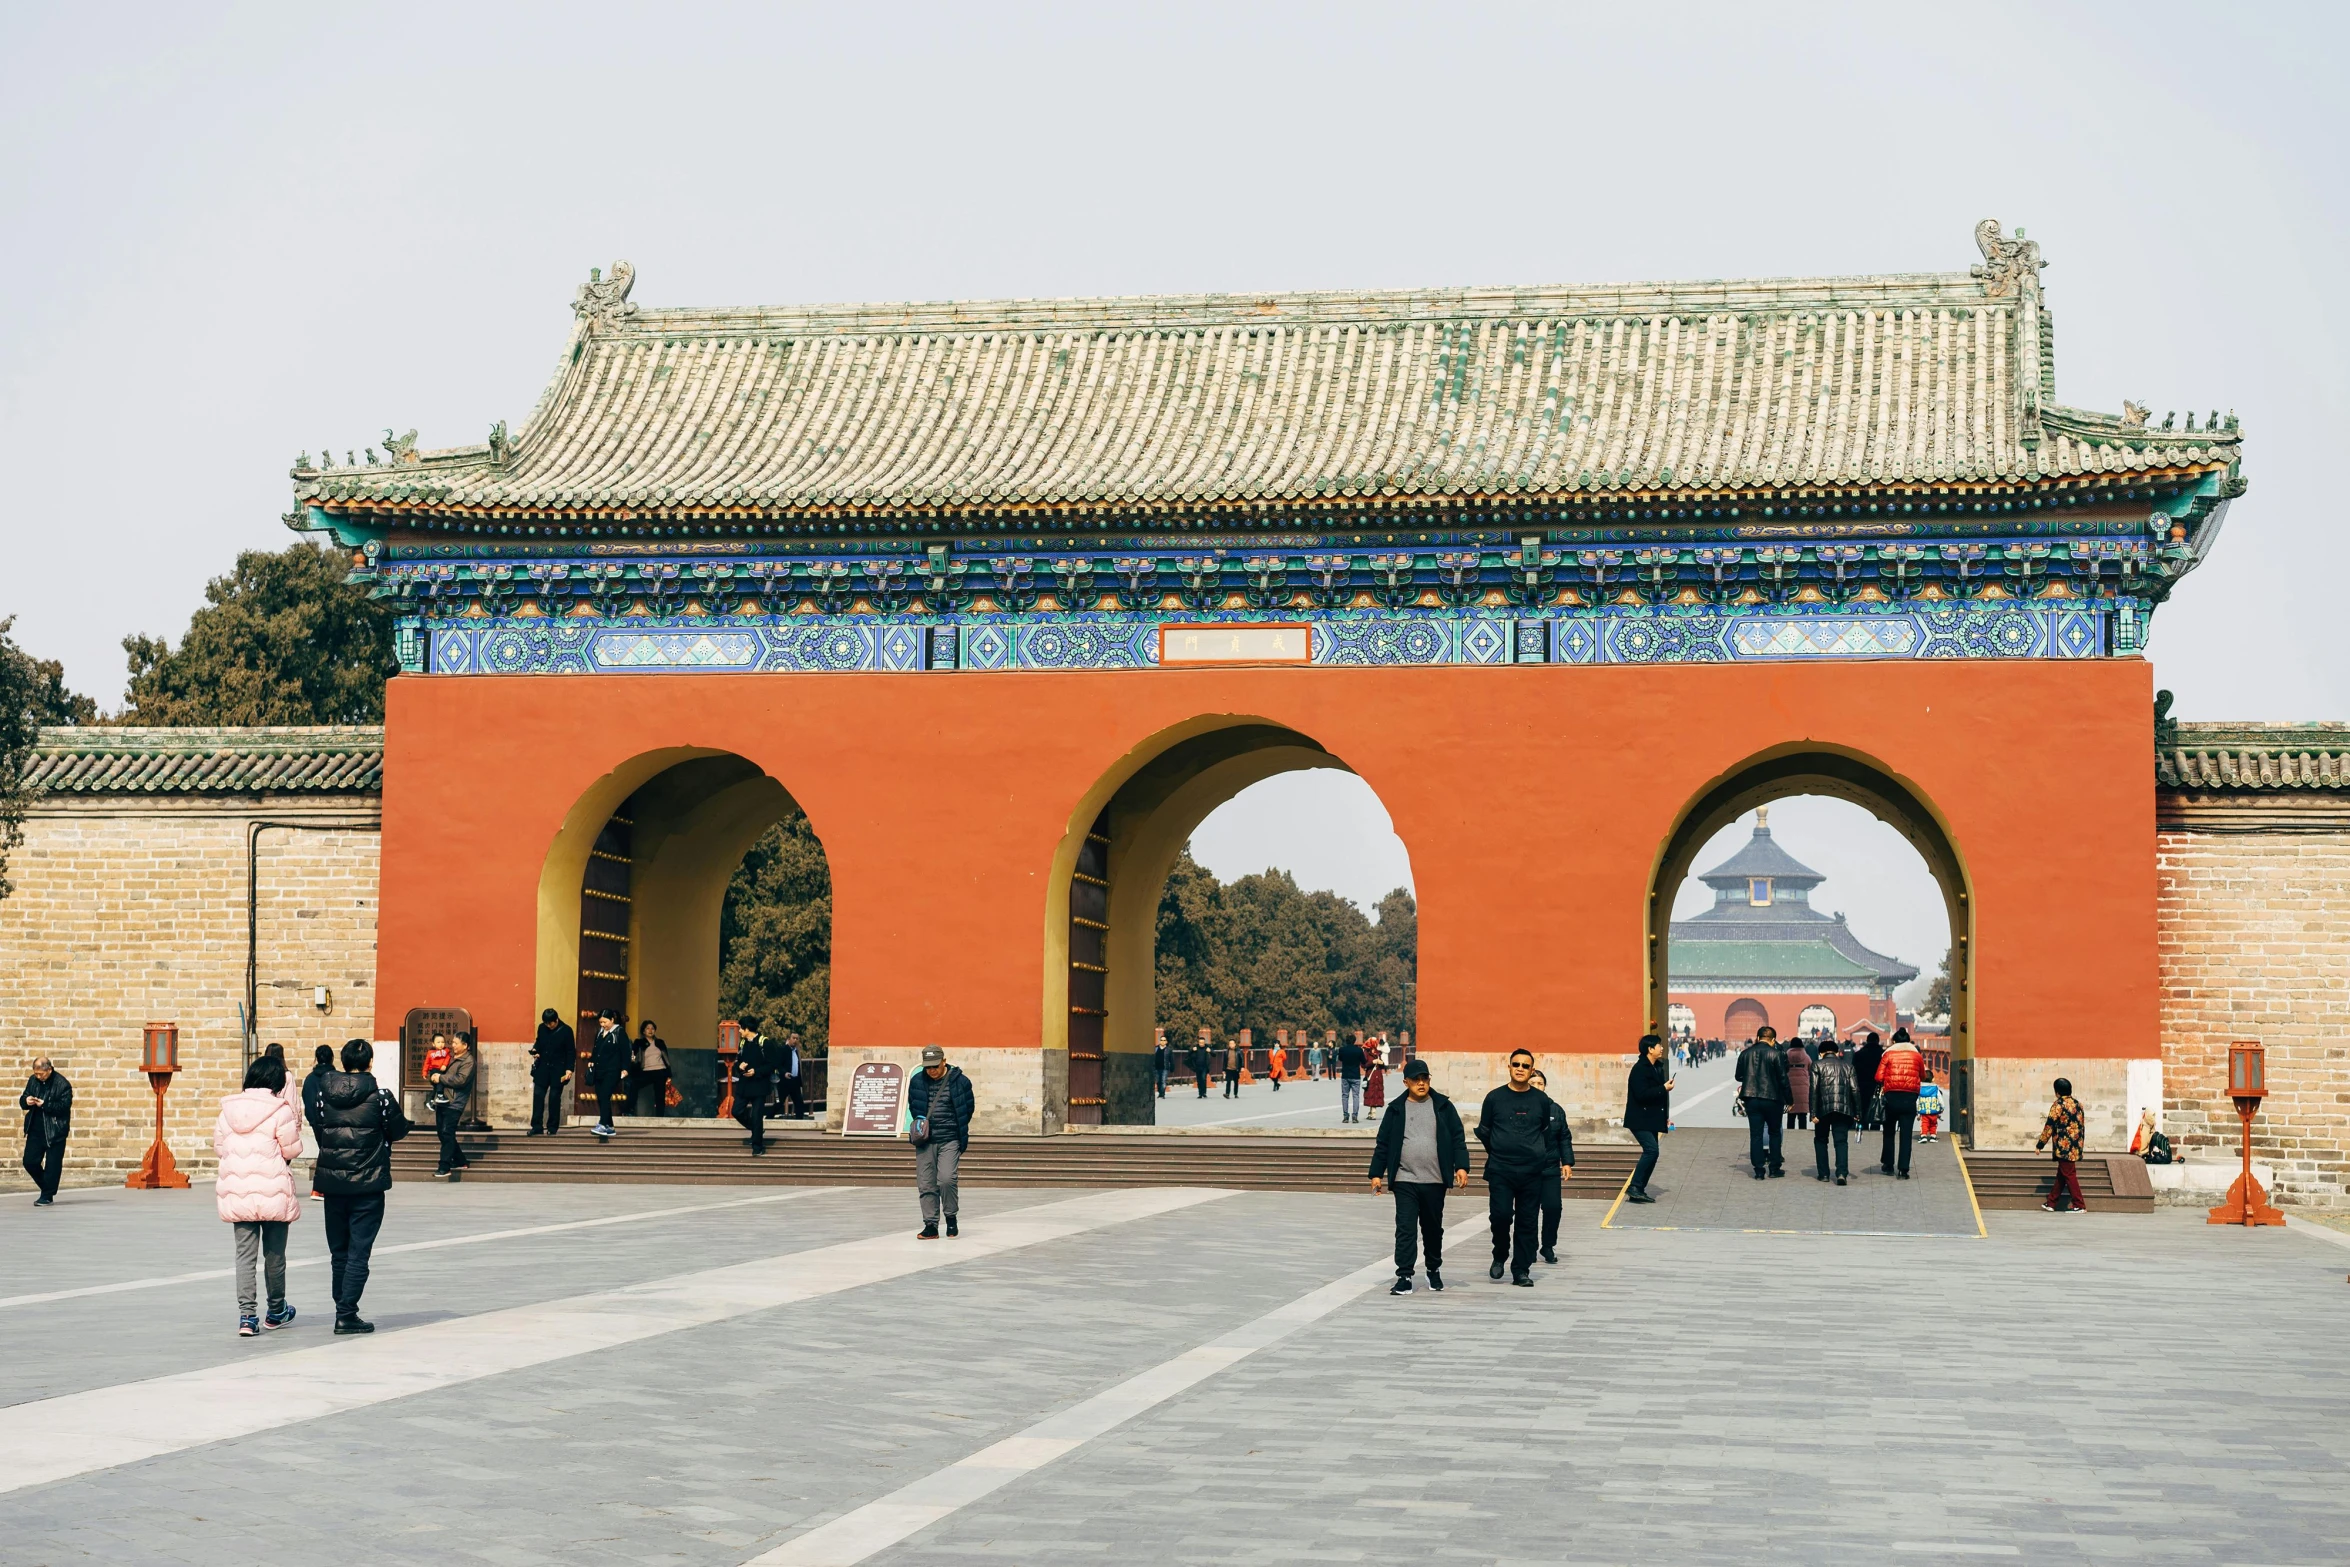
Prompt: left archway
<box><xmin>537</xmin><ymin>747</ymin><xmax>813</xmax><ymax>1114</ymax></box>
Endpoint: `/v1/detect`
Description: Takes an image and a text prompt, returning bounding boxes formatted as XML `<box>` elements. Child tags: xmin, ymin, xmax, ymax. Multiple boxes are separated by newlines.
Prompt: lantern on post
<box><xmin>126</xmin><ymin>1023</ymin><xmax>191</xmax><ymax>1190</ymax></box>
<box><xmin>2207</xmin><ymin>1040</ymin><xmax>2285</xmax><ymax>1227</ymax></box>
<box><xmin>716</xmin><ymin>1019</ymin><xmax>741</xmax><ymax>1119</ymax></box>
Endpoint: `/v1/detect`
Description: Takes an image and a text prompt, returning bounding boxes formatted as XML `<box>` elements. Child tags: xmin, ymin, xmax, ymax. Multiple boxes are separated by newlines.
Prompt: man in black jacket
<box><xmin>1808</xmin><ymin>1039</ymin><xmax>1860</xmax><ymax>1185</ymax></box>
<box><xmin>529</xmin><ymin>1008</ymin><xmax>574</xmax><ymax>1135</ymax></box>
<box><xmin>777</xmin><ymin>1033</ymin><xmax>806</xmax><ymax>1119</ymax></box>
<box><xmin>1151</xmin><ymin>1032</ymin><xmax>1171</xmax><ymax>1099</ymax></box>
<box><xmin>589</xmin><ymin>1010</ymin><xmax>629</xmax><ymax>1140</ymax></box>
<box><xmin>1336</xmin><ymin>1034</ymin><xmax>1368</xmax><ymax>1123</ymax></box>
<box><xmin>312</xmin><ymin>1038</ymin><xmax>409</xmax><ymax>1333</ymax></box>
<box><xmin>1526</xmin><ymin>1068</ymin><xmax>1578</xmax><ymax>1265</ymax></box>
<box><xmin>18</xmin><ymin>1058</ymin><xmax>73</xmax><ymax>1205</ymax></box>
<box><xmin>908</xmin><ymin>1044</ymin><xmax>976</xmax><ymax>1238</ymax></box>
<box><xmin>1735</xmin><ymin>1025</ymin><xmax>1790</xmax><ymax>1180</ymax></box>
<box><xmin>1186</xmin><ymin>1031</ymin><xmax>1213</xmax><ymax>1099</ymax></box>
<box><xmin>1476</xmin><ymin>1049</ymin><xmax>1556</xmax><ymax>1286</ymax></box>
<box><xmin>732</xmin><ymin>1024</ymin><xmax>771</xmax><ymax>1155</ymax></box>
<box><xmin>1369</xmin><ymin>1059</ymin><xmax>1470</xmax><ymax>1294</ymax></box>
<box><xmin>1850</xmin><ymin>1031</ymin><xmax>1886</xmax><ymax>1131</ymax></box>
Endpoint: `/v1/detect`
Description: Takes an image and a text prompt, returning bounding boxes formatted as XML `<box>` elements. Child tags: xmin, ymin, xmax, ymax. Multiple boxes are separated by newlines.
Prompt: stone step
<box><xmin>390</xmin><ymin>1129</ymin><xmax>1643</xmax><ymax>1197</ymax></box>
<box><xmin>1961</xmin><ymin>1150</ymin><xmax>2155</xmax><ymax>1212</ymax></box>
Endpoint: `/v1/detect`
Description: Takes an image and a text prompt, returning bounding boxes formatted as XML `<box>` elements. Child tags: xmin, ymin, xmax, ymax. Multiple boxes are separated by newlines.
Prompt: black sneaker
<box><xmin>1389</xmin><ymin>1276</ymin><xmax>1414</xmax><ymax>1295</ymax></box>
<box><xmin>1768</xmin><ymin>1167</ymin><xmax>1785</xmax><ymax>1178</ymax></box>
<box><xmin>1539</xmin><ymin>1247</ymin><xmax>1559</xmax><ymax>1266</ymax></box>
<box><xmin>1836</xmin><ymin>1175</ymin><xmax>1847</xmax><ymax>1186</ymax></box>
<box><xmin>917</xmin><ymin>1222</ymin><xmax>939</xmax><ymax>1240</ymax></box>
<box><xmin>1627</xmin><ymin>1191</ymin><xmax>1656</xmax><ymax>1204</ymax></box>
<box><xmin>1427</xmin><ymin>1270</ymin><xmax>1444</xmax><ymax>1292</ymax></box>
<box><xmin>944</xmin><ymin>1216</ymin><xmax>959</xmax><ymax>1238</ymax></box>
<box><xmin>333</xmin><ymin>1316</ymin><xmax>374</xmax><ymax>1335</ymax></box>
<box><xmin>1489</xmin><ymin>1258</ymin><xmax>1505</xmax><ymax>1281</ymax></box>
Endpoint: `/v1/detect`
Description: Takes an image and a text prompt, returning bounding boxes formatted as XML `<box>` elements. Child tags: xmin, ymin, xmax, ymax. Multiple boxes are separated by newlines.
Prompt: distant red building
<box><xmin>1666</xmin><ymin>810</ymin><xmax>1920</xmax><ymax>1043</ymax></box>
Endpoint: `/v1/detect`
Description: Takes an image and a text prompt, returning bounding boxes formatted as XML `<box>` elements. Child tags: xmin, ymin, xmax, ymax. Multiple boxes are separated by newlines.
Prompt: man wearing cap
<box><xmin>1369</xmin><ymin>1058</ymin><xmax>1470</xmax><ymax>1294</ymax></box>
<box><xmin>908</xmin><ymin>1045</ymin><xmax>975</xmax><ymax>1239</ymax></box>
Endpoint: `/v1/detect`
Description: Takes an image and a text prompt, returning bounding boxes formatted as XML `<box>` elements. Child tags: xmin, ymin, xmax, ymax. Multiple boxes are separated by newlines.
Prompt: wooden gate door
<box><xmin>574</xmin><ymin>802</ymin><xmax>634</xmax><ymax>1112</ymax></box>
<box><xmin>1066</xmin><ymin>810</ymin><xmax>1110</xmax><ymax>1125</ymax></box>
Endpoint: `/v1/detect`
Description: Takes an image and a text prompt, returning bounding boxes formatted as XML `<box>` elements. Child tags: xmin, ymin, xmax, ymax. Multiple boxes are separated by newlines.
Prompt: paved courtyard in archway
<box><xmin>3</xmin><ymin>1178</ymin><xmax>2346</xmax><ymax>1565</ymax></box>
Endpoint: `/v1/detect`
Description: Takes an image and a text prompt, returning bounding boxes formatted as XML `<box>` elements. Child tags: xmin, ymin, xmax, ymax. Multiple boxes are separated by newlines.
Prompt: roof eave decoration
<box><xmin>2156</xmin><ymin>718</ymin><xmax>2350</xmax><ymax>792</ymax></box>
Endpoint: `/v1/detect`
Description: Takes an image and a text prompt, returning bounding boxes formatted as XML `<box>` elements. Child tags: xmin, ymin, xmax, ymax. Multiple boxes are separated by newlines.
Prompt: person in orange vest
<box><xmin>1875</xmin><ymin>1028</ymin><xmax>1926</xmax><ymax>1178</ymax></box>
<box><xmin>1268</xmin><ymin>1039</ymin><xmax>1287</xmax><ymax>1091</ymax></box>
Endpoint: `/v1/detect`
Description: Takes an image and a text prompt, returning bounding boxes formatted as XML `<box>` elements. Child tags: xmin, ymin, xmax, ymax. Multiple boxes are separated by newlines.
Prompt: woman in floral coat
<box><xmin>2033</xmin><ymin>1076</ymin><xmax>2088</xmax><ymax>1213</ymax></box>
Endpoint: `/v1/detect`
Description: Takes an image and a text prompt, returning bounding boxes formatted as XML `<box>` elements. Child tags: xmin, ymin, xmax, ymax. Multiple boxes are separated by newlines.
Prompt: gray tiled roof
<box><xmin>1695</xmin><ymin>825</ymin><xmax>1824</xmax><ymax>887</ymax></box>
<box><xmin>23</xmin><ymin>727</ymin><xmax>383</xmax><ymax>794</ymax></box>
<box><xmin>2159</xmin><ymin>722</ymin><xmax>2350</xmax><ymax>791</ymax></box>
<box><xmin>298</xmin><ymin>236</ymin><xmax>2238</xmax><ymax>519</ymax></box>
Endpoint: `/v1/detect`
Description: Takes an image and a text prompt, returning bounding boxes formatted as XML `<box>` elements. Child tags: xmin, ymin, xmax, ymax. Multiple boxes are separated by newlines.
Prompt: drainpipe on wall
<box><xmin>246</xmin><ymin>818</ymin><xmax>382</xmax><ymax>1067</ymax></box>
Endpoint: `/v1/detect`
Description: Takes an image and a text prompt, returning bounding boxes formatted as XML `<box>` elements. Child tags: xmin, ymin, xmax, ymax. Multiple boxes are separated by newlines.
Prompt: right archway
<box><xmin>1647</xmin><ymin>745</ymin><xmax>1975</xmax><ymax>1139</ymax></box>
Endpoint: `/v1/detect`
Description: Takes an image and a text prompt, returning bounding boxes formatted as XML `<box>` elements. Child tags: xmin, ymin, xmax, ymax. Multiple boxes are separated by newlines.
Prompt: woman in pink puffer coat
<box><xmin>215</xmin><ymin>1055</ymin><xmax>304</xmax><ymax>1336</ymax></box>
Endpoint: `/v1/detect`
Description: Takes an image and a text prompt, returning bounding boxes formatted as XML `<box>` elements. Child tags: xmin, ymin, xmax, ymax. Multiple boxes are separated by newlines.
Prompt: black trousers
<box><xmin>1630</xmin><ymin>1127</ymin><xmax>1661</xmax><ymax>1193</ymax></box>
<box><xmin>530</xmin><ymin>1075</ymin><xmax>566</xmax><ymax>1133</ymax></box>
<box><xmin>1744</xmin><ymin>1099</ymin><xmax>1785</xmax><ymax>1172</ymax></box>
<box><xmin>1392</xmin><ymin>1181</ymin><xmax>1446</xmax><ymax>1276</ymax></box>
<box><xmin>780</xmin><ymin>1074</ymin><xmax>806</xmax><ymax>1117</ymax></box>
<box><xmin>323</xmin><ymin>1191</ymin><xmax>385</xmax><ymax>1318</ymax></box>
<box><xmin>1880</xmin><ymin>1091</ymin><xmax>1918</xmax><ymax>1173</ymax></box>
<box><xmin>20</xmin><ymin>1133</ymin><xmax>63</xmax><ymax>1199</ymax></box>
<box><xmin>595</xmin><ymin>1087</ymin><xmax>621</xmax><ymax>1130</ymax></box>
<box><xmin>1487</xmin><ymin>1170</ymin><xmax>1542</xmax><ymax>1278</ymax></box>
<box><xmin>1538</xmin><ymin>1168</ymin><xmax>1562</xmax><ymax>1252</ymax></box>
<box><xmin>636</xmin><ymin>1069</ymin><xmax>671</xmax><ymax>1116</ymax></box>
<box><xmin>1813</xmin><ymin>1116</ymin><xmax>1852</xmax><ymax>1179</ymax></box>
<box><xmin>1223</xmin><ymin>1067</ymin><xmax>1240</xmax><ymax>1097</ymax></box>
<box><xmin>735</xmin><ymin>1097</ymin><xmax>766</xmax><ymax>1152</ymax></box>
<box><xmin>434</xmin><ymin>1104</ymin><xmax>467</xmax><ymax>1172</ymax></box>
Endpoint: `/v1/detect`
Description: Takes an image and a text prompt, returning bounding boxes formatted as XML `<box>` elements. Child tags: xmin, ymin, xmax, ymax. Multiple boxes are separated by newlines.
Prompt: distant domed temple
<box><xmin>1666</xmin><ymin>809</ymin><xmax>1920</xmax><ymax>1043</ymax></box>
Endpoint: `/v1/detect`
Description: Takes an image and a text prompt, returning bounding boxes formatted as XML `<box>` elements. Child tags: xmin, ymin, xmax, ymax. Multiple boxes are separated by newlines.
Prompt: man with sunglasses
<box><xmin>1475</xmin><ymin>1049</ymin><xmax>1560</xmax><ymax>1286</ymax></box>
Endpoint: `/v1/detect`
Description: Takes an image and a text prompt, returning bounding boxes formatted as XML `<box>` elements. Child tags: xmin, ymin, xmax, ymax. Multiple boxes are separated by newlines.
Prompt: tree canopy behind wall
<box><xmin>1154</xmin><ymin>848</ymin><xmax>1416</xmax><ymax>1047</ymax></box>
<box><xmin>121</xmin><ymin>541</ymin><xmax>395</xmax><ymax>725</ymax></box>
<box><xmin>0</xmin><ymin>617</ymin><xmax>100</xmax><ymax>901</ymax></box>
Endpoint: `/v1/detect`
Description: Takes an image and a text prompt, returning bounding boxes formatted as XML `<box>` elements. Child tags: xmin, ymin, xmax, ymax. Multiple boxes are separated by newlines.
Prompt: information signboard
<box><xmin>841</xmin><ymin>1061</ymin><xmax>907</xmax><ymax>1137</ymax></box>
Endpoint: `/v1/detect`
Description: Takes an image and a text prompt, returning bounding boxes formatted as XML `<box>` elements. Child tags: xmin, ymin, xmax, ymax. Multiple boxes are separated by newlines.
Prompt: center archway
<box><xmin>1646</xmin><ymin>744</ymin><xmax>1975</xmax><ymax>1139</ymax></box>
<box><xmin>1042</xmin><ymin>717</ymin><xmax>1412</xmax><ymax>1126</ymax></box>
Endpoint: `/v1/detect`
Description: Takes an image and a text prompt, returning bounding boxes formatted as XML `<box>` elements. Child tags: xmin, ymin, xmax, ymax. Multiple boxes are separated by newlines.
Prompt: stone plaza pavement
<box><xmin>1</xmin><ymin>1176</ymin><xmax>2347</xmax><ymax>1565</ymax></box>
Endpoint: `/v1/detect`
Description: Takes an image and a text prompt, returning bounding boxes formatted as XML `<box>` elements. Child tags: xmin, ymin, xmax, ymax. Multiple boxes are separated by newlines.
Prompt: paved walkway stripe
<box><xmin>0</xmin><ymin>1186</ymin><xmax>1230</xmax><ymax>1495</ymax></box>
<box><xmin>745</xmin><ymin>1218</ymin><xmax>1483</xmax><ymax>1567</ymax></box>
<box><xmin>0</xmin><ymin>1188</ymin><xmax>835</xmax><ymax>1311</ymax></box>
<box><xmin>1947</xmin><ymin>1135</ymin><xmax>1990</xmax><ymax>1237</ymax></box>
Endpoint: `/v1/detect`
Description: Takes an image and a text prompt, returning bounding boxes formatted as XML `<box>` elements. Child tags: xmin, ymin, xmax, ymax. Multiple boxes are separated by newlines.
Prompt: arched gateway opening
<box><xmin>1648</xmin><ymin>746</ymin><xmax>1975</xmax><ymax>1139</ymax></box>
<box><xmin>1041</xmin><ymin>717</ymin><xmax>1413</xmax><ymax>1126</ymax></box>
<box><xmin>536</xmin><ymin>748</ymin><xmax>825</xmax><ymax>1115</ymax></box>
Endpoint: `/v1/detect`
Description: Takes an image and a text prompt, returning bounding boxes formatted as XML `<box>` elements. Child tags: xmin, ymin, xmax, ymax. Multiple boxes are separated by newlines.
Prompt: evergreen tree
<box><xmin>1923</xmin><ymin>952</ymin><xmax>1952</xmax><ymax>1016</ymax></box>
<box><xmin>717</xmin><ymin>811</ymin><xmax>833</xmax><ymax>1050</ymax></box>
<box><xmin>0</xmin><ymin>617</ymin><xmax>98</xmax><ymax>901</ymax></box>
<box><xmin>121</xmin><ymin>541</ymin><xmax>395</xmax><ymax>725</ymax></box>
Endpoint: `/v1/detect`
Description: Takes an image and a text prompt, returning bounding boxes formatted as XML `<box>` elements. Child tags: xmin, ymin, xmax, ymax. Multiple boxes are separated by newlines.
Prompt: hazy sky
<box><xmin>3</xmin><ymin>2</ymin><xmax>2339</xmax><ymax>957</ymax></box>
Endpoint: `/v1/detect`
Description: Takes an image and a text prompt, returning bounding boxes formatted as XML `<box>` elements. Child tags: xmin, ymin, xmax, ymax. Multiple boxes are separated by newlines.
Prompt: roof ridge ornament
<box><xmin>574</xmin><ymin>261</ymin><xmax>638</xmax><ymax>324</ymax></box>
<box><xmin>1970</xmin><ymin>219</ymin><xmax>2045</xmax><ymax>302</ymax></box>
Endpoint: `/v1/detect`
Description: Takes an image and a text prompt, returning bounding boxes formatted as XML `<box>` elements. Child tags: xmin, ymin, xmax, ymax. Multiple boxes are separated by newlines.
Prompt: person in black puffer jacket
<box><xmin>1475</xmin><ymin>1050</ymin><xmax>1555</xmax><ymax>1286</ymax></box>
<box><xmin>311</xmin><ymin>1038</ymin><xmax>409</xmax><ymax>1334</ymax></box>
<box><xmin>907</xmin><ymin>1046</ymin><xmax>976</xmax><ymax>1239</ymax></box>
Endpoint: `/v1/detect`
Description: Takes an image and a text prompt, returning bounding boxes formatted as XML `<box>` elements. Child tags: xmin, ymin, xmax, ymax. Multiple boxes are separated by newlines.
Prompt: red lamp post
<box><xmin>125</xmin><ymin>1022</ymin><xmax>191</xmax><ymax>1190</ymax></box>
<box><xmin>2207</xmin><ymin>1041</ymin><xmax>2285</xmax><ymax>1227</ymax></box>
<box><xmin>716</xmin><ymin>1019</ymin><xmax>741</xmax><ymax>1119</ymax></box>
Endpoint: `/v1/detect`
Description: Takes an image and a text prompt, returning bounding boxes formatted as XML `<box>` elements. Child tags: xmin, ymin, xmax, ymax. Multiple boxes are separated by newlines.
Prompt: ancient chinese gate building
<box><xmin>293</xmin><ymin>222</ymin><xmax>2244</xmax><ymax>1144</ymax></box>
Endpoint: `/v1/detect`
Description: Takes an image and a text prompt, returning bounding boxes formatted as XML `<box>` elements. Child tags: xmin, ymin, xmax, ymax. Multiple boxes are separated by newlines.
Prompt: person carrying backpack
<box><xmin>310</xmin><ymin>1038</ymin><xmax>410</xmax><ymax>1335</ymax></box>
